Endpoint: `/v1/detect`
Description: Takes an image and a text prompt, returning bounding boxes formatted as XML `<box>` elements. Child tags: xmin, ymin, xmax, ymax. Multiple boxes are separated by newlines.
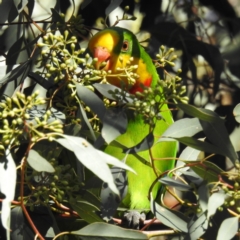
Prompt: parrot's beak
<box><xmin>93</xmin><ymin>46</ymin><xmax>111</xmax><ymax>70</ymax></box>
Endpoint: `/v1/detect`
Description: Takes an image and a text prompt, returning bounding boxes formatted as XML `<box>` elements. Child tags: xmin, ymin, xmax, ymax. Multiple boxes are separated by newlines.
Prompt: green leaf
<box><xmin>207</xmin><ymin>192</ymin><xmax>226</xmax><ymax>219</ymax></box>
<box><xmin>233</xmin><ymin>103</ymin><xmax>240</xmax><ymax>123</ymax></box>
<box><xmin>76</xmin><ymin>84</ymin><xmax>106</xmax><ymax>122</ymax></box>
<box><xmin>179</xmin><ymin>146</ymin><xmax>201</xmax><ymax>161</ymax></box>
<box><xmin>8</xmin><ymin>0</ymin><xmax>29</xmax><ymax>23</ymax></box>
<box><xmin>69</xmin><ymin>198</ymin><xmax>103</xmax><ymax>224</ymax></box>
<box><xmin>174</xmin><ymin>136</ymin><xmax>234</xmax><ymax>161</ymax></box>
<box><xmin>72</xmin><ymin>222</ymin><xmax>148</xmax><ymax>239</ymax></box>
<box><xmin>78</xmin><ymin>100</ymin><xmax>96</xmax><ymax>141</ymax></box>
<box><xmin>93</xmin><ymin>83</ymin><xmax>133</xmax><ymax>103</ymax></box>
<box><xmin>197</xmin><ymin>183</ymin><xmax>208</xmax><ymax>212</ymax></box>
<box><xmin>105</xmin><ymin>0</ymin><xmax>123</xmax><ymax>16</ymax></box>
<box><xmin>50</xmin><ymin>8</ymin><xmax>65</xmax><ymax>23</ymax></box>
<box><xmin>28</xmin><ymin>72</ymin><xmax>55</xmax><ymax>90</ymax></box>
<box><xmin>217</xmin><ymin>217</ymin><xmax>239</xmax><ymax>240</ymax></box>
<box><xmin>159</xmin><ymin>177</ymin><xmax>191</xmax><ymax>191</ymax></box>
<box><xmin>199</xmin><ymin>118</ymin><xmax>238</xmax><ymax>164</ymax></box>
<box><xmin>0</xmin><ymin>60</ymin><xmax>31</xmax><ymax>86</ymax></box>
<box><xmin>189</xmin><ymin>161</ymin><xmax>222</xmax><ymax>182</ymax></box>
<box><xmin>177</xmin><ymin>103</ymin><xmax>221</xmax><ymax>122</ymax></box>
<box><xmin>160</xmin><ymin>118</ymin><xmax>203</xmax><ymax>141</ymax></box>
<box><xmin>27</xmin><ymin>150</ymin><xmax>55</xmax><ymax>173</ymax></box>
<box><xmin>151</xmin><ymin>199</ymin><xmax>188</xmax><ymax>232</ymax></box>
<box><xmin>101</xmin><ymin>166</ymin><xmax>128</xmax><ymax>220</ymax></box>
<box><xmin>188</xmin><ymin>212</ymin><xmax>208</xmax><ymax>239</ymax></box>
<box><xmin>102</xmin><ymin>108</ymin><xmax>127</xmax><ymax>144</ymax></box>
<box><xmin>6</xmin><ymin>36</ymin><xmax>25</xmax><ymax>65</ymax></box>
<box><xmin>54</xmin><ymin>135</ymin><xmax>135</xmax><ymax>195</ymax></box>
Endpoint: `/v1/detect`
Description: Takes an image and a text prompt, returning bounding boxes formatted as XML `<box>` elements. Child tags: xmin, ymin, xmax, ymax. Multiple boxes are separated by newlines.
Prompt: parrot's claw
<box><xmin>121</xmin><ymin>211</ymin><xmax>146</xmax><ymax>229</ymax></box>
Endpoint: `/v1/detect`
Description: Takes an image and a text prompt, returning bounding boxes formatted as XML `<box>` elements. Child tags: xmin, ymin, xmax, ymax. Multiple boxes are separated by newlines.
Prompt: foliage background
<box><xmin>0</xmin><ymin>0</ymin><xmax>240</xmax><ymax>239</ymax></box>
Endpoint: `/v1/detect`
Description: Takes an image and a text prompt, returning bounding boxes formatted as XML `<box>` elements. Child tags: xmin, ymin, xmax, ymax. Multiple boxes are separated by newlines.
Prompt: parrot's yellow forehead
<box><xmin>88</xmin><ymin>30</ymin><xmax>119</xmax><ymax>53</ymax></box>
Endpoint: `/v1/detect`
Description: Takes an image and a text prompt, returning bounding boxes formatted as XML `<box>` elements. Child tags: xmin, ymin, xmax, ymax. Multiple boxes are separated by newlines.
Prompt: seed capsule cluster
<box><xmin>0</xmin><ymin>92</ymin><xmax>44</xmax><ymax>147</ymax></box>
<box><xmin>155</xmin><ymin>46</ymin><xmax>188</xmax><ymax>104</ymax></box>
<box><xmin>26</xmin><ymin>160</ymin><xmax>83</xmax><ymax>207</ymax></box>
<box><xmin>37</xmin><ymin>30</ymin><xmax>86</xmax><ymax>82</ymax></box>
<box><xmin>0</xmin><ymin>91</ymin><xmax>65</xmax><ymax>150</ymax></box>
<box><xmin>57</xmin><ymin>14</ymin><xmax>87</xmax><ymax>35</ymax></box>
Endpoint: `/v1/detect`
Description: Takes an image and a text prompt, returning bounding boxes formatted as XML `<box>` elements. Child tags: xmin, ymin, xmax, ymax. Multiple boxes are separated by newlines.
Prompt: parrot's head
<box><xmin>87</xmin><ymin>27</ymin><xmax>152</xmax><ymax>93</ymax></box>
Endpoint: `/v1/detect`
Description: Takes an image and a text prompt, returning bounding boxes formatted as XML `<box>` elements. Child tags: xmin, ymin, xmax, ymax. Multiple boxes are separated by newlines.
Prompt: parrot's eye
<box><xmin>122</xmin><ymin>41</ymin><xmax>129</xmax><ymax>51</ymax></box>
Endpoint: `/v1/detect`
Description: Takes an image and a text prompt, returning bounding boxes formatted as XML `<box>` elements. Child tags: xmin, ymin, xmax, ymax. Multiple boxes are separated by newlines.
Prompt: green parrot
<box><xmin>88</xmin><ymin>27</ymin><xmax>177</xmax><ymax>211</ymax></box>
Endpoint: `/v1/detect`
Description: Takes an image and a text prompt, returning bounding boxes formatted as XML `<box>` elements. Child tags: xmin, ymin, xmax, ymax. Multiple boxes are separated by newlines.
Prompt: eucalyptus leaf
<box><xmin>233</xmin><ymin>103</ymin><xmax>240</xmax><ymax>123</ymax></box>
<box><xmin>69</xmin><ymin>198</ymin><xmax>103</xmax><ymax>224</ymax></box>
<box><xmin>217</xmin><ymin>217</ymin><xmax>238</xmax><ymax>240</ymax></box>
<box><xmin>174</xmin><ymin>136</ymin><xmax>234</xmax><ymax>161</ymax></box>
<box><xmin>177</xmin><ymin>103</ymin><xmax>221</xmax><ymax>122</ymax></box>
<box><xmin>179</xmin><ymin>146</ymin><xmax>201</xmax><ymax>161</ymax></box>
<box><xmin>159</xmin><ymin>177</ymin><xmax>191</xmax><ymax>191</ymax></box>
<box><xmin>76</xmin><ymin>84</ymin><xmax>106</xmax><ymax>121</ymax></box>
<box><xmin>8</xmin><ymin>0</ymin><xmax>28</xmax><ymax>22</ymax></box>
<box><xmin>160</xmin><ymin>118</ymin><xmax>203</xmax><ymax>141</ymax></box>
<box><xmin>28</xmin><ymin>72</ymin><xmax>55</xmax><ymax>90</ymax></box>
<box><xmin>102</xmin><ymin>108</ymin><xmax>127</xmax><ymax>143</ymax></box>
<box><xmin>200</xmin><ymin>118</ymin><xmax>238</xmax><ymax>164</ymax></box>
<box><xmin>73</xmin><ymin>222</ymin><xmax>148</xmax><ymax>239</ymax></box>
<box><xmin>54</xmin><ymin>135</ymin><xmax>135</xmax><ymax>195</ymax></box>
<box><xmin>190</xmin><ymin>161</ymin><xmax>223</xmax><ymax>183</ymax></box>
<box><xmin>93</xmin><ymin>83</ymin><xmax>133</xmax><ymax>103</ymax></box>
<box><xmin>105</xmin><ymin>0</ymin><xmax>123</xmax><ymax>16</ymax></box>
<box><xmin>0</xmin><ymin>60</ymin><xmax>31</xmax><ymax>86</ymax></box>
<box><xmin>101</xmin><ymin>166</ymin><xmax>128</xmax><ymax>220</ymax></box>
<box><xmin>27</xmin><ymin>150</ymin><xmax>55</xmax><ymax>173</ymax></box>
<box><xmin>78</xmin><ymin>100</ymin><xmax>96</xmax><ymax>141</ymax></box>
<box><xmin>197</xmin><ymin>183</ymin><xmax>209</xmax><ymax>212</ymax></box>
<box><xmin>176</xmin><ymin>146</ymin><xmax>201</xmax><ymax>175</ymax></box>
<box><xmin>207</xmin><ymin>192</ymin><xmax>226</xmax><ymax>219</ymax></box>
<box><xmin>151</xmin><ymin>199</ymin><xmax>188</xmax><ymax>232</ymax></box>
<box><xmin>0</xmin><ymin>148</ymin><xmax>16</xmax><ymax>240</ymax></box>
<box><xmin>188</xmin><ymin>212</ymin><xmax>208</xmax><ymax>240</ymax></box>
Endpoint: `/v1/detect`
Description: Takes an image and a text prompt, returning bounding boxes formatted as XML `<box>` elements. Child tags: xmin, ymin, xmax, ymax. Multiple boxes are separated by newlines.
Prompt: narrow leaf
<box><xmin>74</xmin><ymin>222</ymin><xmax>148</xmax><ymax>239</ymax></box>
<box><xmin>28</xmin><ymin>72</ymin><xmax>55</xmax><ymax>90</ymax></box>
<box><xmin>0</xmin><ymin>60</ymin><xmax>31</xmax><ymax>85</ymax></box>
<box><xmin>151</xmin><ymin>199</ymin><xmax>188</xmax><ymax>232</ymax></box>
<box><xmin>69</xmin><ymin>198</ymin><xmax>103</xmax><ymax>223</ymax></box>
<box><xmin>177</xmin><ymin>103</ymin><xmax>221</xmax><ymax>122</ymax></box>
<box><xmin>159</xmin><ymin>177</ymin><xmax>191</xmax><ymax>191</ymax></box>
<box><xmin>105</xmin><ymin>0</ymin><xmax>123</xmax><ymax>16</ymax></box>
<box><xmin>174</xmin><ymin>136</ymin><xmax>233</xmax><ymax>161</ymax></box>
<box><xmin>200</xmin><ymin>119</ymin><xmax>238</xmax><ymax>164</ymax></box>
